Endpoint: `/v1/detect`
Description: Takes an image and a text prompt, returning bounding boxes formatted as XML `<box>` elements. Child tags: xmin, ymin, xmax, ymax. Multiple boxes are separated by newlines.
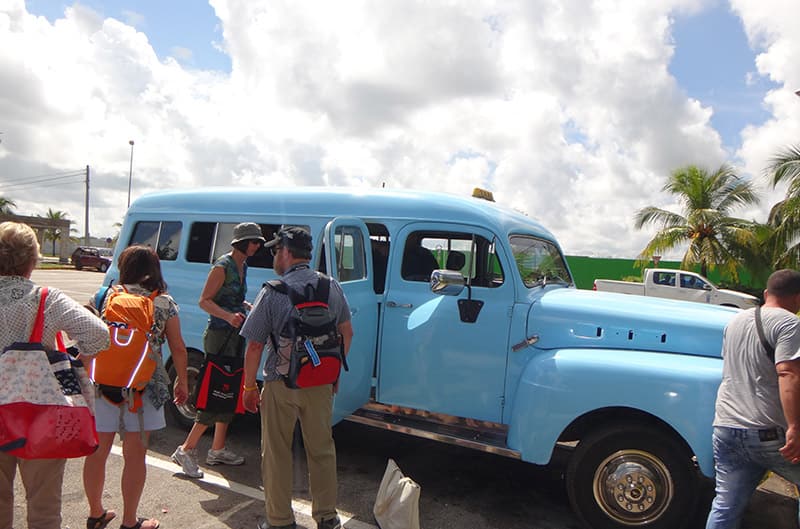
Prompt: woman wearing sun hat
<box><xmin>171</xmin><ymin>222</ymin><xmax>265</xmax><ymax>478</ymax></box>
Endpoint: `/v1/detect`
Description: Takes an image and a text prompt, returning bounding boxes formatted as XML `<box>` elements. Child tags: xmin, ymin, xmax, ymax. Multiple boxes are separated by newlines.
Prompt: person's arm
<box><xmin>164</xmin><ymin>315</ymin><xmax>190</xmax><ymax>405</ymax></box>
<box><xmin>778</xmin><ymin>359</ymin><xmax>800</xmax><ymax>462</ymax></box>
<box><xmin>199</xmin><ymin>266</ymin><xmax>246</xmax><ymax>328</ymax></box>
<box><xmin>242</xmin><ymin>339</ymin><xmax>264</xmax><ymax>413</ymax></box>
<box><xmin>50</xmin><ymin>290</ymin><xmax>110</xmax><ymax>356</ymax></box>
<box><xmin>338</xmin><ymin>320</ymin><xmax>354</xmax><ymax>356</ymax></box>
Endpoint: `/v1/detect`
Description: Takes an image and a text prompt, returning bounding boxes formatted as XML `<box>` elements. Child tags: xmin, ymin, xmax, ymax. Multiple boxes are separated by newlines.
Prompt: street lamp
<box><xmin>127</xmin><ymin>140</ymin><xmax>134</xmax><ymax>208</ymax></box>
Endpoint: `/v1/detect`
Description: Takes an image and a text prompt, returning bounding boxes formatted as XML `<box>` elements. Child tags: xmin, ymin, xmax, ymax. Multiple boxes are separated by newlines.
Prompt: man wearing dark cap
<box><xmin>706</xmin><ymin>269</ymin><xmax>800</xmax><ymax>528</ymax></box>
<box><xmin>241</xmin><ymin>226</ymin><xmax>353</xmax><ymax>529</ymax></box>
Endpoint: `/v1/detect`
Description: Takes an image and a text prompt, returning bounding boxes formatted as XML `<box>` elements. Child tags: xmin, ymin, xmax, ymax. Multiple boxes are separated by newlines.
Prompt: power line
<box><xmin>0</xmin><ymin>169</ymin><xmax>85</xmax><ymax>185</ymax></box>
<box><xmin>0</xmin><ymin>173</ymin><xmax>86</xmax><ymax>191</ymax></box>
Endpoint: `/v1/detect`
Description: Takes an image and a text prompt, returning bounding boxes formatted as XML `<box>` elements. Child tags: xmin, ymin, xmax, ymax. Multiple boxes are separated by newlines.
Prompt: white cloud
<box><xmin>1</xmin><ymin>0</ymin><xmax>783</xmax><ymax>260</ymax></box>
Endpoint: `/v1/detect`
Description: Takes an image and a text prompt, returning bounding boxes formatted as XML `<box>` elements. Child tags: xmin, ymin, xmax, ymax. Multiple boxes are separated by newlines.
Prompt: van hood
<box><xmin>528</xmin><ymin>288</ymin><xmax>739</xmax><ymax>358</ymax></box>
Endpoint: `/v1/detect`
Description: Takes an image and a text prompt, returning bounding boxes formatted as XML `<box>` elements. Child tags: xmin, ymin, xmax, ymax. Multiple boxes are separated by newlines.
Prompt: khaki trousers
<box><xmin>260</xmin><ymin>380</ymin><xmax>337</xmax><ymax>525</ymax></box>
<box><xmin>0</xmin><ymin>453</ymin><xmax>66</xmax><ymax>529</ymax></box>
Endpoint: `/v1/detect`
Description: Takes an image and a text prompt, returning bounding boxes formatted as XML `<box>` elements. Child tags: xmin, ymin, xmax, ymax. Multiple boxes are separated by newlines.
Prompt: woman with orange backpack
<box><xmin>83</xmin><ymin>246</ymin><xmax>189</xmax><ymax>529</ymax></box>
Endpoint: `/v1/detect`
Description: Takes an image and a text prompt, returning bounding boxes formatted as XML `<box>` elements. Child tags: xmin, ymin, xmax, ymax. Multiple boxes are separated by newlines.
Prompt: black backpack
<box><xmin>266</xmin><ymin>274</ymin><xmax>348</xmax><ymax>389</ymax></box>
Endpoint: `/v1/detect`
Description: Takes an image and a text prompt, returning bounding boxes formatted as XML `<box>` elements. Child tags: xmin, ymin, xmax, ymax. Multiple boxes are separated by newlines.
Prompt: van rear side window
<box><xmin>186</xmin><ymin>222</ymin><xmax>287</xmax><ymax>268</ymax></box>
<box><xmin>129</xmin><ymin>221</ymin><xmax>182</xmax><ymax>261</ymax></box>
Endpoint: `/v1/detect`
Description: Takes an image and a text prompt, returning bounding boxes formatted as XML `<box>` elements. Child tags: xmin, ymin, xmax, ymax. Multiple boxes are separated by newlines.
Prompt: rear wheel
<box><xmin>167</xmin><ymin>350</ymin><xmax>204</xmax><ymax>430</ymax></box>
<box><xmin>565</xmin><ymin>425</ymin><xmax>699</xmax><ymax>529</ymax></box>
<box><xmin>74</xmin><ymin>259</ymin><xmax>82</xmax><ymax>270</ymax></box>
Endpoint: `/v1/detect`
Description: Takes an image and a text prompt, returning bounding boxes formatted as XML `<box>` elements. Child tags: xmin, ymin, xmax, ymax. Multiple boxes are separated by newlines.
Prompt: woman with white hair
<box><xmin>0</xmin><ymin>221</ymin><xmax>109</xmax><ymax>529</ymax></box>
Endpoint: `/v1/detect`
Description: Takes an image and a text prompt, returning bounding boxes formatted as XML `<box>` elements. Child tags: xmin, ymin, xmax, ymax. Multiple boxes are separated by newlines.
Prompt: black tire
<box><xmin>99</xmin><ymin>262</ymin><xmax>108</xmax><ymax>272</ymax></box>
<box><xmin>565</xmin><ymin>425</ymin><xmax>699</xmax><ymax>529</ymax></box>
<box><xmin>74</xmin><ymin>260</ymin><xmax>83</xmax><ymax>270</ymax></box>
<box><xmin>166</xmin><ymin>350</ymin><xmax>204</xmax><ymax>430</ymax></box>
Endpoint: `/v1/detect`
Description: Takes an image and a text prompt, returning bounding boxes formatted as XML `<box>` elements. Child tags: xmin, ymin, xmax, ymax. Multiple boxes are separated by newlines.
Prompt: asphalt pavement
<box><xmin>9</xmin><ymin>269</ymin><xmax>798</xmax><ymax>529</ymax></box>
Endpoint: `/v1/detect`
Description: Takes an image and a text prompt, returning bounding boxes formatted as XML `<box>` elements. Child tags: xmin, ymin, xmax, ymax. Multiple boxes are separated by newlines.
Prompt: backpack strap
<box><xmin>29</xmin><ymin>287</ymin><xmax>49</xmax><ymax>343</ymax></box>
<box><xmin>754</xmin><ymin>305</ymin><xmax>775</xmax><ymax>363</ymax></box>
<box><xmin>315</xmin><ymin>274</ymin><xmax>331</xmax><ymax>304</ymax></box>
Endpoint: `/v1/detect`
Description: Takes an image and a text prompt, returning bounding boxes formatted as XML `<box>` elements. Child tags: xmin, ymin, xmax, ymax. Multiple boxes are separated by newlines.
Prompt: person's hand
<box><xmin>780</xmin><ymin>426</ymin><xmax>800</xmax><ymax>463</ymax></box>
<box><xmin>173</xmin><ymin>379</ymin><xmax>189</xmax><ymax>406</ymax></box>
<box><xmin>243</xmin><ymin>387</ymin><xmax>260</xmax><ymax>413</ymax></box>
<box><xmin>228</xmin><ymin>312</ymin><xmax>246</xmax><ymax>328</ymax></box>
<box><xmin>243</xmin><ymin>301</ymin><xmax>253</xmax><ymax>312</ymax></box>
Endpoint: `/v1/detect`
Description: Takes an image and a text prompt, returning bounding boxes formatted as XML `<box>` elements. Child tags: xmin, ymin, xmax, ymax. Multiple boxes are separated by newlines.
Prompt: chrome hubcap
<box><xmin>593</xmin><ymin>449</ymin><xmax>672</xmax><ymax>525</ymax></box>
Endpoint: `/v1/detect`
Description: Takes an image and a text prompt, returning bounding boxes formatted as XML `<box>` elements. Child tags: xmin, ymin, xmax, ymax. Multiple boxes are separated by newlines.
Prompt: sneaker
<box><xmin>256</xmin><ymin>522</ymin><xmax>296</xmax><ymax>529</ymax></box>
<box><xmin>171</xmin><ymin>445</ymin><xmax>203</xmax><ymax>478</ymax></box>
<box><xmin>317</xmin><ymin>516</ymin><xmax>342</xmax><ymax>529</ymax></box>
<box><xmin>206</xmin><ymin>447</ymin><xmax>245</xmax><ymax>466</ymax></box>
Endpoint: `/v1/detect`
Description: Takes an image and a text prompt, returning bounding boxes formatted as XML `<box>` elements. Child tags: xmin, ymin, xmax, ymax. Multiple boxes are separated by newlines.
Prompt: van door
<box><xmin>322</xmin><ymin>217</ymin><xmax>377</xmax><ymax>423</ymax></box>
<box><xmin>378</xmin><ymin>223</ymin><xmax>512</xmax><ymax>423</ymax></box>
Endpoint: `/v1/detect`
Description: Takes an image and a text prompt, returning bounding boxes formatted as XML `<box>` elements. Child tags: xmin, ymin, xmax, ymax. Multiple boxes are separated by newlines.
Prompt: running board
<box><xmin>346</xmin><ymin>404</ymin><xmax>522</xmax><ymax>460</ymax></box>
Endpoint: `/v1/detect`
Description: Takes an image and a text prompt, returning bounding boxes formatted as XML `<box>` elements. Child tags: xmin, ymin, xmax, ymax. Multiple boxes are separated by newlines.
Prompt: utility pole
<box><xmin>127</xmin><ymin>140</ymin><xmax>134</xmax><ymax>208</ymax></box>
<box><xmin>84</xmin><ymin>165</ymin><xmax>90</xmax><ymax>246</ymax></box>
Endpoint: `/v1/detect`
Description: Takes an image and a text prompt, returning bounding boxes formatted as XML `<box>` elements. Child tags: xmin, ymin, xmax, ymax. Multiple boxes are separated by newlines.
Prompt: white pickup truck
<box><xmin>593</xmin><ymin>268</ymin><xmax>759</xmax><ymax>308</ymax></box>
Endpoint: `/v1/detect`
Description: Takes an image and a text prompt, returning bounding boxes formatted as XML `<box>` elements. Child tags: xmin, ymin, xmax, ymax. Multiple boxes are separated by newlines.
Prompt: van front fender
<box><xmin>506</xmin><ymin>348</ymin><xmax>722</xmax><ymax>477</ymax></box>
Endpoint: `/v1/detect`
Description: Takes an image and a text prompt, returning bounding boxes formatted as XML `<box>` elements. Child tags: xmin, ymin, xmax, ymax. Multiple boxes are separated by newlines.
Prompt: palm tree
<box><xmin>634</xmin><ymin>164</ymin><xmax>759</xmax><ymax>280</ymax></box>
<box><xmin>765</xmin><ymin>145</ymin><xmax>800</xmax><ymax>268</ymax></box>
<box><xmin>41</xmin><ymin>208</ymin><xmax>73</xmax><ymax>256</ymax></box>
<box><xmin>0</xmin><ymin>196</ymin><xmax>15</xmax><ymax>214</ymax></box>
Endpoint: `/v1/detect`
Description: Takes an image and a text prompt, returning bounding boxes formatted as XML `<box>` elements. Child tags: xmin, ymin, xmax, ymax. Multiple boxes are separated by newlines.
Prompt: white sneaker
<box><xmin>206</xmin><ymin>447</ymin><xmax>245</xmax><ymax>466</ymax></box>
<box><xmin>171</xmin><ymin>445</ymin><xmax>204</xmax><ymax>478</ymax></box>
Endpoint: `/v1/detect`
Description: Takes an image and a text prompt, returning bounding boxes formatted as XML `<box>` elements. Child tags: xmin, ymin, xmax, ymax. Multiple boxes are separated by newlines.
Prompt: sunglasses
<box><xmin>269</xmin><ymin>245</ymin><xmax>282</xmax><ymax>257</ymax></box>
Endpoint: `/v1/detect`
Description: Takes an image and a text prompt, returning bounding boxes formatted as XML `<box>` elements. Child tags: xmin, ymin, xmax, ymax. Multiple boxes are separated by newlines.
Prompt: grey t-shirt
<box><xmin>240</xmin><ymin>264</ymin><xmax>351</xmax><ymax>382</ymax></box>
<box><xmin>714</xmin><ymin>306</ymin><xmax>800</xmax><ymax>429</ymax></box>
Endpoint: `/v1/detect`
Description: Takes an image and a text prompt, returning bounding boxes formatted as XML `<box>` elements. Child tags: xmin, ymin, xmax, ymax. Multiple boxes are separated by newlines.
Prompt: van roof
<box><xmin>131</xmin><ymin>187</ymin><xmax>558</xmax><ymax>242</ymax></box>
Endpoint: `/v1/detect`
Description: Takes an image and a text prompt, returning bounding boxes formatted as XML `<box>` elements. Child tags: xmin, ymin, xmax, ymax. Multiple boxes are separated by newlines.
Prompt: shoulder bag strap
<box><xmin>29</xmin><ymin>287</ymin><xmax>49</xmax><ymax>343</ymax></box>
<box><xmin>754</xmin><ymin>305</ymin><xmax>776</xmax><ymax>363</ymax></box>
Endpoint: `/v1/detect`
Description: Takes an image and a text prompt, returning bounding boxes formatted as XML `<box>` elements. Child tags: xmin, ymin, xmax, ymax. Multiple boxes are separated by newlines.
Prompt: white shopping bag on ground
<box><xmin>373</xmin><ymin>458</ymin><xmax>421</xmax><ymax>529</ymax></box>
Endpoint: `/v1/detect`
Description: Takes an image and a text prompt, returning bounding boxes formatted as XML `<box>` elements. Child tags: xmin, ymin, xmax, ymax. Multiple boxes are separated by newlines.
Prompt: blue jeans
<box><xmin>706</xmin><ymin>426</ymin><xmax>800</xmax><ymax>529</ymax></box>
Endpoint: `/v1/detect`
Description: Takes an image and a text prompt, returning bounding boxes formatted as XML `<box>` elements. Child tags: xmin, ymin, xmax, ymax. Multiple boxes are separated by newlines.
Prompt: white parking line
<box><xmin>110</xmin><ymin>445</ymin><xmax>377</xmax><ymax>529</ymax></box>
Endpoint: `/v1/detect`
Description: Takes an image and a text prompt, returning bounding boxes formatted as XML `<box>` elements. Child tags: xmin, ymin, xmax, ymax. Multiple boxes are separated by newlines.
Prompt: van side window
<box><xmin>368</xmin><ymin>223</ymin><xmax>390</xmax><ymax>294</ymax></box>
<box><xmin>401</xmin><ymin>231</ymin><xmax>504</xmax><ymax>287</ymax></box>
<box><xmin>333</xmin><ymin>226</ymin><xmax>366</xmax><ymax>283</ymax></box>
<box><xmin>186</xmin><ymin>222</ymin><xmax>284</xmax><ymax>268</ymax></box>
<box><xmin>128</xmin><ymin>221</ymin><xmax>182</xmax><ymax>261</ymax></box>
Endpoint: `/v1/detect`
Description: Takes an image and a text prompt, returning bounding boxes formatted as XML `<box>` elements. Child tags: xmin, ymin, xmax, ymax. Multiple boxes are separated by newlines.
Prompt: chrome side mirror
<box><xmin>430</xmin><ymin>269</ymin><xmax>465</xmax><ymax>296</ymax></box>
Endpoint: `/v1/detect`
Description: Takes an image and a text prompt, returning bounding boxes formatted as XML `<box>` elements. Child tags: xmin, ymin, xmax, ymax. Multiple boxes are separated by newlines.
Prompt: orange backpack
<box><xmin>89</xmin><ymin>286</ymin><xmax>159</xmax><ymax>408</ymax></box>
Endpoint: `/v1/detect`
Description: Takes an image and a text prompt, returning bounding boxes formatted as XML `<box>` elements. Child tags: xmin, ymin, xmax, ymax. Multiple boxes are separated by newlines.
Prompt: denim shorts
<box><xmin>94</xmin><ymin>391</ymin><xmax>166</xmax><ymax>433</ymax></box>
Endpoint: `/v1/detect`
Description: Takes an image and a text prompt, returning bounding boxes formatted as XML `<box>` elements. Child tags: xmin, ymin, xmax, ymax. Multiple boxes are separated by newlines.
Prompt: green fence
<box><xmin>565</xmin><ymin>255</ymin><xmax>760</xmax><ymax>293</ymax></box>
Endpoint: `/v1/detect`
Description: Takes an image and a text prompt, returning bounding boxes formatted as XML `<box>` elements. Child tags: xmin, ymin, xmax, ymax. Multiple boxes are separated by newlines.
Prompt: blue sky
<box><xmin>2</xmin><ymin>0</ymin><xmax>800</xmax><ymax>257</ymax></box>
<box><xmin>669</xmin><ymin>1</ymin><xmax>777</xmax><ymax>152</ymax></box>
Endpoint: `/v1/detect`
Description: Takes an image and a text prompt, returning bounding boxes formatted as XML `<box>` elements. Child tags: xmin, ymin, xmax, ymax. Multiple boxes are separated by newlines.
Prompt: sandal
<box><xmin>120</xmin><ymin>518</ymin><xmax>160</xmax><ymax>529</ymax></box>
<box><xmin>87</xmin><ymin>510</ymin><xmax>117</xmax><ymax>529</ymax></box>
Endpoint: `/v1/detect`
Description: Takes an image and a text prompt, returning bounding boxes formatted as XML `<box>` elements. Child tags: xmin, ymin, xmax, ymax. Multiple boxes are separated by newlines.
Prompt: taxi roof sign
<box><xmin>472</xmin><ymin>187</ymin><xmax>495</xmax><ymax>202</ymax></box>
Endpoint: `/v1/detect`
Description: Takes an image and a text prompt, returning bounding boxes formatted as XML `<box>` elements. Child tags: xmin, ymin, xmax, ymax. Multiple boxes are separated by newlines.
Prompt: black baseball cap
<box><xmin>265</xmin><ymin>226</ymin><xmax>313</xmax><ymax>253</ymax></box>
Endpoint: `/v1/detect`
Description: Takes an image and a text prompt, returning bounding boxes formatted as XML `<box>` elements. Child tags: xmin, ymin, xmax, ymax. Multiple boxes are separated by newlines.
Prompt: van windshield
<box><xmin>510</xmin><ymin>235</ymin><xmax>572</xmax><ymax>288</ymax></box>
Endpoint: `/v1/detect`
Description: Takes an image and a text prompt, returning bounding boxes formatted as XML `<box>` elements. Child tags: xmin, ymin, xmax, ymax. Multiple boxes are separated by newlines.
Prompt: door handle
<box><xmin>386</xmin><ymin>301</ymin><xmax>413</xmax><ymax>309</ymax></box>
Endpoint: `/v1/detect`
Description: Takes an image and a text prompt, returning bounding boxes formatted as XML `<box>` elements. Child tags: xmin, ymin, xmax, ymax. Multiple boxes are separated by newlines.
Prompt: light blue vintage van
<box><xmin>104</xmin><ymin>187</ymin><xmax>736</xmax><ymax>529</ymax></box>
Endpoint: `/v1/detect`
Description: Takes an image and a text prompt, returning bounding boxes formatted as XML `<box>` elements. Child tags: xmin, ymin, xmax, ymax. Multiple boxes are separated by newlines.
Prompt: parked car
<box><xmin>100</xmin><ymin>187</ymin><xmax>739</xmax><ymax>529</ymax></box>
<box><xmin>593</xmin><ymin>268</ymin><xmax>759</xmax><ymax>308</ymax></box>
<box><xmin>71</xmin><ymin>246</ymin><xmax>111</xmax><ymax>272</ymax></box>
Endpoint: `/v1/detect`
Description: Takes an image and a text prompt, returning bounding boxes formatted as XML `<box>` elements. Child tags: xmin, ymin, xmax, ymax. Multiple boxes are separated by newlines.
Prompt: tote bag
<box><xmin>0</xmin><ymin>287</ymin><xmax>99</xmax><ymax>459</ymax></box>
<box><xmin>373</xmin><ymin>458</ymin><xmax>421</xmax><ymax>529</ymax></box>
<box><xmin>193</xmin><ymin>352</ymin><xmax>245</xmax><ymax>414</ymax></box>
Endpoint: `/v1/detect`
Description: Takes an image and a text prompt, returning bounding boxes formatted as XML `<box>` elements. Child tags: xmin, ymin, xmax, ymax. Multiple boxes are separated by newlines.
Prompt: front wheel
<box><xmin>99</xmin><ymin>262</ymin><xmax>108</xmax><ymax>272</ymax></box>
<box><xmin>166</xmin><ymin>350</ymin><xmax>204</xmax><ymax>430</ymax></box>
<box><xmin>565</xmin><ymin>425</ymin><xmax>699</xmax><ymax>529</ymax></box>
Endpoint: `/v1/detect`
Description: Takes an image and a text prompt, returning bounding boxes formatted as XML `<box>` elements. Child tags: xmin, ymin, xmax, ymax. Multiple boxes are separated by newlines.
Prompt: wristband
<box><xmin>243</xmin><ymin>384</ymin><xmax>259</xmax><ymax>392</ymax></box>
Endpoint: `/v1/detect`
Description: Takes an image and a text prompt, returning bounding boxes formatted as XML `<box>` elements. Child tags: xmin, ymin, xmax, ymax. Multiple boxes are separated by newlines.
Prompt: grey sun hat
<box><xmin>230</xmin><ymin>222</ymin><xmax>266</xmax><ymax>245</ymax></box>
